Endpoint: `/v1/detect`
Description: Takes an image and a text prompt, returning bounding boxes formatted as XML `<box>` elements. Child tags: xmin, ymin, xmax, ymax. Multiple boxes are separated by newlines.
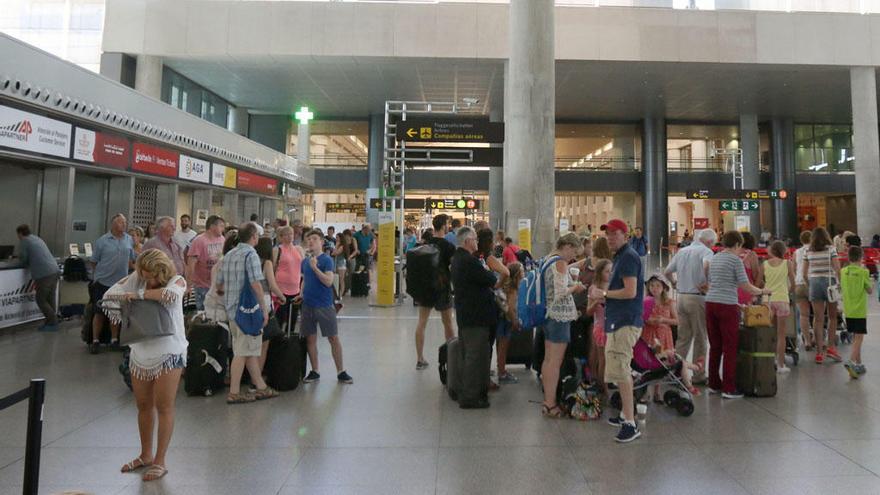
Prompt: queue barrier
<box><xmin>0</xmin><ymin>379</ymin><xmax>46</xmax><ymax>495</ymax></box>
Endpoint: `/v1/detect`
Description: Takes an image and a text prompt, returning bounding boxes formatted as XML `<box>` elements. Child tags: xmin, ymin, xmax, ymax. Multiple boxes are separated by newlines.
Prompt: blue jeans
<box><xmin>193</xmin><ymin>286</ymin><xmax>209</xmax><ymax>311</ymax></box>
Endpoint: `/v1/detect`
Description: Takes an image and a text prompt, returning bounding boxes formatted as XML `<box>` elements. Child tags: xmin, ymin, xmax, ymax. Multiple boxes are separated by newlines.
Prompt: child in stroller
<box><xmin>611</xmin><ymin>338</ymin><xmax>701</xmax><ymax>417</ymax></box>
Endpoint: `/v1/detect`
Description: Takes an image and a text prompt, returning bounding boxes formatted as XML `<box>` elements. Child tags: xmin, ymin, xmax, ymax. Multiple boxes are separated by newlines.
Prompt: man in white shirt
<box><xmin>172</xmin><ymin>214</ymin><xmax>198</xmax><ymax>253</ymax></box>
<box><xmin>664</xmin><ymin>228</ymin><xmax>717</xmax><ymax>384</ymax></box>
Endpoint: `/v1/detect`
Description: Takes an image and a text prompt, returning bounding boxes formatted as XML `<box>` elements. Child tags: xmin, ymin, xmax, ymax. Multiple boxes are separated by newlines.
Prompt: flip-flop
<box><xmin>121</xmin><ymin>457</ymin><xmax>150</xmax><ymax>473</ymax></box>
<box><xmin>142</xmin><ymin>464</ymin><xmax>168</xmax><ymax>482</ymax></box>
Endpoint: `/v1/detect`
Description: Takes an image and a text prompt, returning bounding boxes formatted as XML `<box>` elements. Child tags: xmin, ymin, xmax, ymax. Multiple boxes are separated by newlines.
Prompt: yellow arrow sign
<box><xmin>406</xmin><ymin>128</ymin><xmax>417</xmax><ymax>138</ymax></box>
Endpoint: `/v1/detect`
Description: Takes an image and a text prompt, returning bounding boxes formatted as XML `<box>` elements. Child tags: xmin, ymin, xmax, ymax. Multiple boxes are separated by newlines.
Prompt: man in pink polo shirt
<box><xmin>186</xmin><ymin>215</ymin><xmax>226</xmax><ymax>310</ymax></box>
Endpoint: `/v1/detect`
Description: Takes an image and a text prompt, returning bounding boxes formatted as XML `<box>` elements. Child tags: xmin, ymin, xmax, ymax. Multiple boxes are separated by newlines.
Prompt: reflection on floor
<box><xmin>0</xmin><ymin>296</ymin><xmax>879</xmax><ymax>495</ymax></box>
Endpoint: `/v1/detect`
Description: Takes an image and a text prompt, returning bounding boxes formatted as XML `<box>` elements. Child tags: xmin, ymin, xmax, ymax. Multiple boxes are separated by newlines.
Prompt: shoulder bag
<box><xmin>118</xmin><ymin>299</ymin><xmax>175</xmax><ymax>346</ymax></box>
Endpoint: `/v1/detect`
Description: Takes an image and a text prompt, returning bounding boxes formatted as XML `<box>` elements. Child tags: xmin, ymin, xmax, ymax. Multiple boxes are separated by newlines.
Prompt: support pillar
<box><xmin>489</xmin><ymin>99</ymin><xmax>504</xmax><ymax>232</ymax></box>
<box><xmin>242</xmin><ymin>196</ymin><xmax>260</xmax><ymax>223</ymax></box>
<box><xmin>39</xmin><ymin>167</ymin><xmax>75</xmax><ymax>257</ymax></box>
<box><xmin>223</xmin><ymin>193</ymin><xmax>240</xmax><ymax>226</ymax></box>
<box><xmin>366</xmin><ymin>113</ymin><xmax>384</xmax><ymax>227</ymax></box>
<box><xmin>155</xmin><ymin>183</ymin><xmax>178</xmax><ymax>220</ymax></box>
<box><xmin>505</xmin><ymin>0</ymin><xmax>555</xmax><ymax>256</ymax></box>
<box><xmin>107</xmin><ymin>176</ymin><xmax>135</xmax><ymax>231</ymax></box>
<box><xmin>260</xmin><ymin>199</ymin><xmax>279</xmax><ymax>225</ymax></box>
<box><xmin>641</xmin><ymin>116</ymin><xmax>668</xmax><ymax>273</ymax></box>
<box><xmin>134</xmin><ymin>55</ymin><xmax>162</xmax><ymax>100</ymax></box>
<box><xmin>191</xmin><ymin>189</ymin><xmax>212</xmax><ymax>226</ymax></box>
<box><xmin>228</xmin><ymin>107</ymin><xmax>250</xmax><ymax>136</ymax></box>
<box><xmin>739</xmin><ymin>113</ymin><xmax>761</xmax><ymax>235</ymax></box>
<box><xmin>771</xmin><ymin>118</ymin><xmax>798</xmax><ymax>241</ymax></box>
<box><xmin>851</xmin><ymin>67</ymin><xmax>880</xmax><ymax>239</ymax></box>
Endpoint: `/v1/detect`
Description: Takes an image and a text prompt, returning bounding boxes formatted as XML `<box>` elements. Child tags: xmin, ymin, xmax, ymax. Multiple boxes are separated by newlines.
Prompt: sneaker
<box><xmin>777</xmin><ymin>365</ymin><xmax>791</xmax><ymax>374</ymax></box>
<box><xmin>857</xmin><ymin>364</ymin><xmax>868</xmax><ymax>375</ymax></box>
<box><xmin>615</xmin><ymin>422</ymin><xmax>641</xmax><ymax>443</ymax></box>
<box><xmin>607</xmin><ymin>415</ymin><xmax>624</xmax><ymax>428</ymax></box>
<box><xmin>845</xmin><ymin>362</ymin><xmax>860</xmax><ymax>379</ymax></box>
<box><xmin>89</xmin><ymin>341</ymin><xmax>100</xmax><ymax>354</ymax></box>
<box><xmin>303</xmin><ymin>371</ymin><xmax>320</xmax><ymax>383</ymax></box>
<box><xmin>722</xmin><ymin>391</ymin><xmax>744</xmax><ymax>400</ymax></box>
<box><xmin>498</xmin><ymin>372</ymin><xmax>519</xmax><ymax>384</ymax></box>
<box><xmin>826</xmin><ymin>347</ymin><xmax>843</xmax><ymax>363</ymax></box>
<box><xmin>815</xmin><ymin>353</ymin><xmax>825</xmax><ymax>364</ymax></box>
<box><xmin>337</xmin><ymin>371</ymin><xmax>353</xmax><ymax>384</ymax></box>
<box><xmin>707</xmin><ymin>387</ymin><xmax>722</xmax><ymax>395</ymax></box>
<box><xmin>416</xmin><ymin>361</ymin><xmax>429</xmax><ymax>370</ymax></box>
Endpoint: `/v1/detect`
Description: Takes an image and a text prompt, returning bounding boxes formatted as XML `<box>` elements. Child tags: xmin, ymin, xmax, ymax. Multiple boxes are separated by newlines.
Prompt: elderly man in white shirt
<box><xmin>664</xmin><ymin>228</ymin><xmax>717</xmax><ymax>384</ymax></box>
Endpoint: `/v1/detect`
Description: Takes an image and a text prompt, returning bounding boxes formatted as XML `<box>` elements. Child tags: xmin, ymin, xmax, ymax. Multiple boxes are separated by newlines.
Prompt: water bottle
<box><xmin>636</xmin><ymin>403</ymin><xmax>648</xmax><ymax>426</ymax></box>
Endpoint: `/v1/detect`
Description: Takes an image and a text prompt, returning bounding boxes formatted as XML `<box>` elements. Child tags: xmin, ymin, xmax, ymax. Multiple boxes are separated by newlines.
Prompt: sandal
<box><xmin>541</xmin><ymin>403</ymin><xmax>564</xmax><ymax>418</ymax></box>
<box><xmin>121</xmin><ymin>456</ymin><xmax>150</xmax><ymax>473</ymax></box>
<box><xmin>226</xmin><ymin>393</ymin><xmax>255</xmax><ymax>404</ymax></box>
<box><xmin>254</xmin><ymin>386</ymin><xmax>279</xmax><ymax>400</ymax></box>
<box><xmin>142</xmin><ymin>464</ymin><xmax>168</xmax><ymax>482</ymax></box>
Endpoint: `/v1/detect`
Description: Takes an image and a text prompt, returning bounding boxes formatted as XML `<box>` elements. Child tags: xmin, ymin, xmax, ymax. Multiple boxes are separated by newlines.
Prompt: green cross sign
<box><xmin>294</xmin><ymin>106</ymin><xmax>314</xmax><ymax>125</ymax></box>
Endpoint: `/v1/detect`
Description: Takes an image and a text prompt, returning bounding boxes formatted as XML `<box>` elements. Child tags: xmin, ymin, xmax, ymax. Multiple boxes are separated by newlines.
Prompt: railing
<box><xmin>306</xmin><ymin>152</ymin><xmax>369</xmax><ymax>168</ymax></box>
<box><xmin>0</xmin><ymin>379</ymin><xmax>46</xmax><ymax>495</ymax></box>
<box><xmin>554</xmin><ymin>156</ymin><xmax>640</xmax><ymax>170</ymax></box>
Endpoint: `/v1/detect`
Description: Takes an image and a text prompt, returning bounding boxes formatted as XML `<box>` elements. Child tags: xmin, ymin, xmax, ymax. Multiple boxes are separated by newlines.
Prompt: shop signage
<box><xmin>397</xmin><ymin>118</ymin><xmax>504</xmax><ymax>143</ymax></box>
<box><xmin>426</xmin><ymin>198</ymin><xmax>480</xmax><ymax>210</ymax></box>
<box><xmin>719</xmin><ymin>200</ymin><xmax>760</xmax><ymax>211</ymax></box>
<box><xmin>693</xmin><ymin>218</ymin><xmax>709</xmax><ymax>229</ymax></box>
<box><xmin>237</xmin><ymin>170</ymin><xmax>278</xmax><ymax>194</ymax></box>
<box><xmin>179</xmin><ymin>154</ymin><xmax>210</xmax><ymax>184</ymax></box>
<box><xmin>212</xmin><ymin>164</ymin><xmax>238</xmax><ymax>188</ymax></box>
<box><xmin>0</xmin><ymin>269</ymin><xmax>43</xmax><ymax>329</ymax></box>
<box><xmin>132</xmin><ymin>142</ymin><xmax>178</xmax><ymax>178</ymax></box>
<box><xmin>73</xmin><ymin>128</ymin><xmax>129</xmax><ymax>169</ymax></box>
<box><xmin>688</xmin><ymin>189</ymin><xmax>788</xmax><ymax>200</ymax></box>
<box><xmin>0</xmin><ymin>104</ymin><xmax>71</xmax><ymax>158</ymax></box>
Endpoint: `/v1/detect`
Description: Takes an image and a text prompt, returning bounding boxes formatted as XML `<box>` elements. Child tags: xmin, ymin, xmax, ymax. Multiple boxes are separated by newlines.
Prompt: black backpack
<box><xmin>515</xmin><ymin>249</ymin><xmax>533</xmax><ymax>268</ymax></box>
<box><xmin>63</xmin><ymin>256</ymin><xmax>88</xmax><ymax>282</ymax></box>
<box><xmin>406</xmin><ymin>244</ymin><xmax>442</xmax><ymax>306</ymax></box>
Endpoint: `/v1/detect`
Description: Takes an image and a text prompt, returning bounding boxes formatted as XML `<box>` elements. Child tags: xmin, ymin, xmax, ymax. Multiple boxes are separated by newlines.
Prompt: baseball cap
<box><xmin>600</xmin><ymin>219</ymin><xmax>629</xmax><ymax>234</ymax></box>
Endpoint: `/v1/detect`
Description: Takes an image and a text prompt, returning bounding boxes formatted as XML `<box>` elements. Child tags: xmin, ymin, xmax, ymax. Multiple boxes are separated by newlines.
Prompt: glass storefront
<box><xmin>794</xmin><ymin>124</ymin><xmax>853</xmax><ymax>173</ymax></box>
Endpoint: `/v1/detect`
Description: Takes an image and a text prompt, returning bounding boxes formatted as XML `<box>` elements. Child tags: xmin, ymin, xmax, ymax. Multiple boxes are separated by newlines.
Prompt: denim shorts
<box><xmin>496</xmin><ymin>319</ymin><xmax>513</xmax><ymax>339</ymax></box>
<box><xmin>543</xmin><ymin>319</ymin><xmax>571</xmax><ymax>344</ymax></box>
<box><xmin>808</xmin><ymin>277</ymin><xmax>830</xmax><ymax>302</ymax></box>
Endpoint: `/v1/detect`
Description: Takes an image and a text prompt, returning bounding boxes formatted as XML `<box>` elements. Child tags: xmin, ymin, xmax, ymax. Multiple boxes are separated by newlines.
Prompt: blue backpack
<box><xmin>517</xmin><ymin>256</ymin><xmax>560</xmax><ymax>329</ymax></box>
<box><xmin>235</xmin><ymin>253</ymin><xmax>264</xmax><ymax>336</ymax></box>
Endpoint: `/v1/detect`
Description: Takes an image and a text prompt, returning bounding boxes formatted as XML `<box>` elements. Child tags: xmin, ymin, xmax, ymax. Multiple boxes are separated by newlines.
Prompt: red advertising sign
<box><xmin>73</xmin><ymin>128</ymin><xmax>129</xmax><ymax>169</ymax></box>
<box><xmin>693</xmin><ymin>218</ymin><xmax>709</xmax><ymax>230</ymax></box>
<box><xmin>132</xmin><ymin>142</ymin><xmax>178</xmax><ymax>178</ymax></box>
<box><xmin>237</xmin><ymin>170</ymin><xmax>278</xmax><ymax>194</ymax></box>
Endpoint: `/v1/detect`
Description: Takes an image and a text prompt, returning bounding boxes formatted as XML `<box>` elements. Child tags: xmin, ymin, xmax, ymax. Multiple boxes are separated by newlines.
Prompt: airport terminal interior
<box><xmin>3</xmin><ymin>0</ymin><xmax>880</xmax><ymax>493</ymax></box>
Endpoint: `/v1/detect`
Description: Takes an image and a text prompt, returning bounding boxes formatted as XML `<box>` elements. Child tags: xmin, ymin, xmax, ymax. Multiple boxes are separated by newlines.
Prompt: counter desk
<box><xmin>0</xmin><ymin>261</ymin><xmax>59</xmax><ymax>329</ymax></box>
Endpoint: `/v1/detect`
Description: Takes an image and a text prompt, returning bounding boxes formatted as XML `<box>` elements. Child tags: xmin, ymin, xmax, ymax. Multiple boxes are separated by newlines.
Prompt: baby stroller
<box><xmin>609</xmin><ymin>339</ymin><xmax>695</xmax><ymax>417</ymax></box>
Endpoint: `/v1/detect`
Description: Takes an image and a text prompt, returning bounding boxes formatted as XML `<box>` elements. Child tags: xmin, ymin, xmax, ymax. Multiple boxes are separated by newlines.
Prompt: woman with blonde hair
<box><xmin>105</xmin><ymin>249</ymin><xmax>188</xmax><ymax>482</ymax></box>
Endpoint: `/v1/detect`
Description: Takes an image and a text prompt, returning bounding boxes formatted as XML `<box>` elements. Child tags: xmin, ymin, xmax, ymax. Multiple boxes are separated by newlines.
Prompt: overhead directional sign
<box><xmin>426</xmin><ymin>198</ymin><xmax>480</xmax><ymax>210</ymax></box>
<box><xmin>719</xmin><ymin>200</ymin><xmax>760</xmax><ymax>211</ymax></box>
<box><xmin>687</xmin><ymin>189</ymin><xmax>788</xmax><ymax>200</ymax></box>
<box><xmin>369</xmin><ymin>198</ymin><xmax>425</xmax><ymax>209</ymax></box>
<box><xmin>395</xmin><ymin>147</ymin><xmax>503</xmax><ymax>167</ymax></box>
<box><xmin>396</xmin><ymin>118</ymin><xmax>504</xmax><ymax>143</ymax></box>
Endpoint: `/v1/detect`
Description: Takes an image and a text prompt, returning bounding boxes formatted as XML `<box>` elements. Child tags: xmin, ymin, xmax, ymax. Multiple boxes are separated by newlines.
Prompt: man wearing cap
<box><xmin>665</xmin><ymin>228</ymin><xmax>717</xmax><ymax>385</ymax></box>
<box><xmin>599</xmin><ymin>219</ymin><xmax>644</xmax><ymax>443</ymax></box>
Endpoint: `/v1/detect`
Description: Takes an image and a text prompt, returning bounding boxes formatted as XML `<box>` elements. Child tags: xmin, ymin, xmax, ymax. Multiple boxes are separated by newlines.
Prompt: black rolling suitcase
<box><xmin>265</xmin><ymin>302</ymin><xmax>308</xmax><ymax>391</ymax></box>
<box><xmin>446</xmin><ymin>337</ymin><xmax>463</xmax><ymax>402</ymax></box>
<box><xmin>505</xmin><ymin>327</ymin><xmax>534</xmax><ymax>369</ymax></box>
<box><xmin>736</xmin><ymin>325</ymin><xmax>777</xmax><ymax>397</ymax></box>
<box><xmin>351</xmin><ymin>271</ymin><xmax>369</xmax><ymax>297</ymax></box>
<box><xmin>185</xmin><ymin>321</ymin><xmax>229</xmax><ymax>396</ymax></box>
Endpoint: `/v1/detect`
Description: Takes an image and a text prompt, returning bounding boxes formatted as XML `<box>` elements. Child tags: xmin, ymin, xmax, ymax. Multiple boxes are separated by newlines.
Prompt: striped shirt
<box><xmin>216</xmin><ymin>243</ymin><xmax>265</xmax><ymax>317</ymax></box>
<box><xmin>706</xmin><ymin>251</ymin><xmax>749</xmax><ymax>305</ymax></box>
<box><xmin>806</xmin><ymin>248</ymin><xmax>837</xmax><ymax>279</ymax></box>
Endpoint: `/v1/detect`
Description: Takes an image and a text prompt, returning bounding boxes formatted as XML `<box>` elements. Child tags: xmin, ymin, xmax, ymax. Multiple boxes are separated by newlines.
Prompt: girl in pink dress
<box><xmin>587</xmin><ymin>259</ymin><xmax>612</xmax><ymax>395</ymax></box>
<box><xmin>642</xmin><ymin>275</ymin><xmax>679</xmax><ymax>400</ymax></box>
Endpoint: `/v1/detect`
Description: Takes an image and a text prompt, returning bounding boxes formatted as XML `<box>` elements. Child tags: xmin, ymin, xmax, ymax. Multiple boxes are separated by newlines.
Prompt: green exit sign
<box><xmin>719</xmin><ymin>200</ymin><xmax>760</xmax><ymax>211</ymax></box>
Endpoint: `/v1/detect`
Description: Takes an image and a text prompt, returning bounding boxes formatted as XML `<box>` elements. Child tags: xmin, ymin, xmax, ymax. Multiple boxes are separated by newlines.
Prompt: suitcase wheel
<box><xmin>676</xmin><ymin>399</ymin><xmax>695</xmax><ymax>417</ymax></box>
<box><xmin>664</xmin><ymin>390</ymin><xmax>680</xmax><ymax>408</ymax></box>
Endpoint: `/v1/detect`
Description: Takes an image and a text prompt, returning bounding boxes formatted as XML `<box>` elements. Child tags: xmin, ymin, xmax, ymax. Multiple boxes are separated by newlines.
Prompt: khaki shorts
<box><xmin>604</xmin><ymin>325</ymin><xmax>641</xmax><ymax>384</ymax></box>
<box><xmin>230</xmin><ymin>319</ymin><xmax>262</xmax><ymax>358</ymax></box>
<box><xmin>794</xmin><ymin>284</ymin><xmax>809</xmax><ymax>303</ymax></box>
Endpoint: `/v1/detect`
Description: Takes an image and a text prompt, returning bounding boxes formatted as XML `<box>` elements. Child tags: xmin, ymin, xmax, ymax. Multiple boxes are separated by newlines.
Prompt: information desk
<box><xmin>0</xmin><ymin>264</ymin><xmax>52</xmax><ymax>329</ymax></box>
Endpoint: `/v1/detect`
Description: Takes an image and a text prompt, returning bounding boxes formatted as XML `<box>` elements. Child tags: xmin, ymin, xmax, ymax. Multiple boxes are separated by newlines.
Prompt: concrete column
<box><xmin>260</xmin><ymin>199</ymin><xmax>279</xmax><ymax>225</ymax></box>
<box><xmin>851</xmin><ymin>67</ymin><xmax>880</xmax><ymax>239</ymax></box>
<box><xmin>191</xmin><ymin>189</ymin><xmax>212</xmax><ymax>227</ymax></box>
<box><xmin>739</xmin><ymin>113</ymin><xmax>761</xmax><ymax>234</ymax></box>
<box><xmin>242</xmin><ymin>196</ymin><xmax>261</xmax><ymax>223</ymax></box>
<box><xmin>155</xmin><ymin>183</ymin><xmax>178</xmax><ymax>220</ymax></box>
<box><xmin>641</xmin><ymin>116</ymin><xmax>668</xmax><ymax>273</ymax></box>
<box><xmin>228</xmin><ymin>107</ymin><xmax>250</xmax><ymax>136</ymax></box>
<box><xmin>505</xmin><ymin>0</ymin><xmax>555</xmax><ymax>256</ymax></box>
<box><xmin>107</xmin><ymin>176</ymin><xmax>135</xmax><ymax>231</ymax></box>
<box><xmin>489</xmin><ymin>99</ymin><xmax>504</xmax><ymax>232</ymax></box>
<box><xmin>100</xmin><ymin>52</ymin><xmax>135</xmax><ymax>88</ymax></box>
<box><xmin>366</xmin><ymin>113</ymin><xmax>384</xmax><ymax>227</ymax></box>
<box><xmin>39</xmin><ymin>167</ymin><xmax>75</xmax><ymax>256</ymax></box>
<box><xmin>223</xmin><ymin>193</ymin><xmax>240</xmax><ymax>226</ymax></box>
<box><xmin>771</xmin><ymin>118</ymin><xmax>798</xmax><ymax>241</ymax></box>
<box><xmin>134</xmin><ymin>55</ymin><xmax>162</xmax><ymax>100</ymax></box>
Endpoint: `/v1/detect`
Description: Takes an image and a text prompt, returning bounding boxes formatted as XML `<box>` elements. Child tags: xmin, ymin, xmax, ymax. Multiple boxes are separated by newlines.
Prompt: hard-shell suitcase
<box><xmin>351</xmin><ymin>271</ymin><xmax>369</xmax><ymax>297</ymax></box>
<box><xmin>505</xmin><ymin>327</ymin><xmax>533</xmax><ymax>369</ymax></box>
<box><xmin>264</xmin><ymin>302</ymin><xmax>307</xmax><ymax>391</ymax></box>
<box><xmin>736</xmin><ymin>351</ymin><xmax>777</xmax><ymax>397</ymax></box>
<box><xmin>738</xmin><ymin>325</ymin><xmax>777</xmax><ymax>353</ymax></box>
<box><xmin>446</xmin><ymin>337</ymin><xmax>463</xmax><ymax>402</ymax></box>
<box><xmin>184</xmin><ymin>321</ymin><xmax>229</xmax><ymax>396</ymax></box>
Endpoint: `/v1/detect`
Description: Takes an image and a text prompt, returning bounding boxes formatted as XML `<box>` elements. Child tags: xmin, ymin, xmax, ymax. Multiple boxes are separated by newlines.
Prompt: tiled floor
<box><xmin>1</xmin><ymin>297</ymin><xmax>880</xmax><ymax>495</ymax></box>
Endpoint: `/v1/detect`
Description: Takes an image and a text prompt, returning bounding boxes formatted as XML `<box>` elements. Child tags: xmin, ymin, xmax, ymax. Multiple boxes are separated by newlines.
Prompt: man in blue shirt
<box><xmin>15</xmin><ymin>224</ymin><xmax>60</xmax><ymax>331</ymax></box>
<box><xmin>353</xmin><ymin>223</ymin><xmax>376</xmax><ymax>270</ymax></box>
<box><xmin>444</xmin><ymin>218</ymin><xmax>461</xmax><ymax>247</ymax></box>
<box><xmin>599</xmin><ymin>219</ymin><xmax>644</xmax><ymax>443</ymax></box>
<box><xmin>300</xmin><ymin>229</ymin><xmax>353</xmax><ymax>385</ymax></box>
<box><xmin>88</xmin><ymin>213</ymin><xmax>135</xmax><ymax>353</ymax></box>
<box><xmin>629</xmin><ymin>227</ymin><xmax>648</xmax><ymax>278</ymax></box>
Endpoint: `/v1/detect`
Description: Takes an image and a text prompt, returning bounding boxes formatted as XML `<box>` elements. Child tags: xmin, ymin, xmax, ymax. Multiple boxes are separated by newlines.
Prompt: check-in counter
<box><xmin>0</xmin><ymin>262</ymin><xmax>48</xmax><ymax>329</ymax></box>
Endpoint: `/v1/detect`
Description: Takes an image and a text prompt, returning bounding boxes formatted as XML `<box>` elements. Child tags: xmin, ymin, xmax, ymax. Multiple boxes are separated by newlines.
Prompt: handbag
<box><xmin>827</xmin><ymin>277</ymin><xmax>841</xmax><ymax>304</ymax></box>
<box><xmin>743</xmin><ymin>302</ymin><xmax>772</xmax><ymax>328</ymax></box>
<box><xmin>235</xmin><ymin>253</ymin><xmax>265</xmax><ymax>336</ymax></box>
<box><xmin>118</xmin><ymin>299</ymin><xmax>175</xmax><ymax>346</ymax></box>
